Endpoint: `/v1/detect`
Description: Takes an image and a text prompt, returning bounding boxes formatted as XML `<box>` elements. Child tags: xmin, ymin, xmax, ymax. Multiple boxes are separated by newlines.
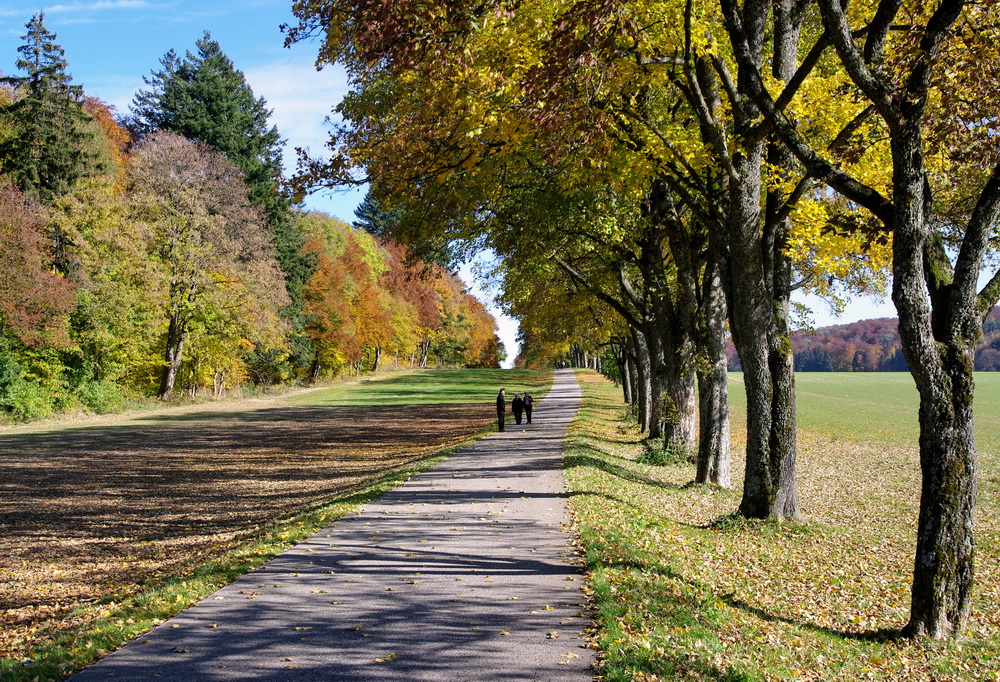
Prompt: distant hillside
<box><xmin>726</xmin><ymin>307</ymin><xmax>1000</xmax><ymax>371</ymax></box>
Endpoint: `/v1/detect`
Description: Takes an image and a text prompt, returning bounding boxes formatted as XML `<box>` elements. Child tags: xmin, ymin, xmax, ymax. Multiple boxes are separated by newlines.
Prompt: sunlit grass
<box><xmin>567</xmin><ymin>369</ymin><xmax>1000</xmax><ymax>681</ymax></box>
<box><xmin>283</xmin><ymin>368</ymin><xmax>552</xmax><ymax>406</ymax></box>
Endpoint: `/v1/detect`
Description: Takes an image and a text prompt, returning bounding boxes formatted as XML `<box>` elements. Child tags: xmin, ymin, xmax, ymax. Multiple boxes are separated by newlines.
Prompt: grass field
<box><xmin>283</xmin><ymin>368</ymin><xmax>551</xmax><ymax>407</ymax></box>
<box><xmin>566</xmin><ymin>370</ymin><xmax>1000</xmax><ymax>681</ymax></box>
<box><xmin>728</xmin><ymin>372</ymin><xmax>1000</xmax><ymax>455</ymax></box>
<box><xmin>0</xmin><ymin>368</ymin><xmax>552</xmax><ymax>681</ymax></box>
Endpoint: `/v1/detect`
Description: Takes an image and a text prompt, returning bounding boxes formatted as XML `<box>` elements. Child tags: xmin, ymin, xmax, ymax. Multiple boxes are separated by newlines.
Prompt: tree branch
<box><xmin>720</xmin><ymin>0</ymin><xmax>895</xmax><ymax>226</ymax></box>
<box><xmin>554</xmin><ymin>256</ymin><xmax>641</xmax><ymax>329</ymax></box>
<box><xmin>863</xmin><ymin>0</ymin><xmax>904</xmax><ymax>64</ymax></box>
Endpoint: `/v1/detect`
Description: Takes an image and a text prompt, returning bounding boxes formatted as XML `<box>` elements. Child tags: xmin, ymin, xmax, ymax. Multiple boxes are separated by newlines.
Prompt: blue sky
<box><xmin>0</xmin><ymin>0</ymin><xmax>365</xmax><ymax>220</ymax></box>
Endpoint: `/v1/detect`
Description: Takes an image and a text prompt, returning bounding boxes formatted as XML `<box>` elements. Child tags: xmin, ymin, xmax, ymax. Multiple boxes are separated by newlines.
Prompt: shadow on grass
<box><xmin>565</xmin><ymin>445</ymin><xmax>680</xmax><ymax>490</ymax></box>
<box><xmin>721</xmin><ymin>594</ymin><xmax>902</xmax><ymax>643</ymax></box>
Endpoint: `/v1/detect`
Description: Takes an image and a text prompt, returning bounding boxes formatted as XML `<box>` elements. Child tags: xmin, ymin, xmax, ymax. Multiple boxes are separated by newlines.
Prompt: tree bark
<box><xmin>719</xmin><ymin>0</ymin><xmax>799</xmax><ymax>519</ymax></box>
<box><xmin>695</xmin><ymin>259</ymin><xmax>731</xmax><ymax>487</ymax></box>
<box><xmin>158</xmin><ymin>308</ymin><xmax>186</xmax><ymax>400</ymax></box>
<box><xmin>632</xmin><ymin>328</ymin><xmax>653</xmax><ymax>433</ymax></box>
<box><xmin>891</xmin><ymin>122</ymin><xmax>976</xmax><ymax>638</ymax></box>
<box><xmin>619</xmin><ymin>344</ymin><xmax>633</xmax><ymax>404</ymax></box>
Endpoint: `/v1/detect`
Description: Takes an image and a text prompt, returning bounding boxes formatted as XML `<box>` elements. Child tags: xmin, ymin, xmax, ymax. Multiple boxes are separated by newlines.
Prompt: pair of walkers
<box><xmin>495</xmin><ymin>389</ymin><xmax>534</xmax><ymax>431</ymax></box>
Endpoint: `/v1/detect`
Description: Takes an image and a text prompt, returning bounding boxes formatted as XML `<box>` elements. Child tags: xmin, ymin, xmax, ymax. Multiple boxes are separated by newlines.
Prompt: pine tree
<box><xmin>131</xmin><ymin>33</ymin><xmax>284</xmax><ymax>210</ymax></box>
<box><xmin>0</xmin><ymin>13</ymin><xmax>101</xmax><ymax>205</ymax></box>
<box><xmin>353</xmin><ymin>190</ymin><xmax>403</xmax><ymax>238</ymax></box>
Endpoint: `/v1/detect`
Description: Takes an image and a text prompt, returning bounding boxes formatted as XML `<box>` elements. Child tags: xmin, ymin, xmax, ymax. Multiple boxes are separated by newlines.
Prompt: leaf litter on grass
<box><xmin>566</xmin><ymin>370</ymin><xmax>1000</xmax><ymax>681</ymax></box>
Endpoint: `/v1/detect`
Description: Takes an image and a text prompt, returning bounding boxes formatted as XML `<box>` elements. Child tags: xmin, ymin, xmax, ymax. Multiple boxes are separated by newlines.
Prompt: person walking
<box><xmin>512</xmin><ymin>393</ymin><xmax>524</xmax><ymax>425</ymax></box>
<box><xmin>523</xmin><ymin>392</ymin><xmax>534</xmax><ymax>423</ymax></box>
<box><xmin>496</xmin><ymin>388</ymin><xmax>506</xmax><ymax>431</ymax></box>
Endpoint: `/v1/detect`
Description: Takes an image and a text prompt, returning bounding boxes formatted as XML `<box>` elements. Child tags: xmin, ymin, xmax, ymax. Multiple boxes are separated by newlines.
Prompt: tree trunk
<box><xmin>891</xmin><ymin>123</ymin><xmax>976</xmax><ymax>638</ymax></box>
<box><xmin>904</xmin><ymin>359</ymin><xmax>976</xmax><ymax>638</ymax></box>
<box><xmin>627</xmin><ymin>349</ymin><xmax>639</xmax><ymax>408</ymax></box>
<box><xmin>646</xmin><ymin>325</ymin><xmax>668</xmax><ymax>440</ymax></box>
<box><xmin>420</xmin><ymin>339</ymin><xmax>430</xmax><ymax>367</ymax></box>
<box><xmin>310</xmin><ymin>349</ymin><xmax>321</xmax><ymax>381</ymax></box>
<box><xmin>632</xmin><ymin>328</ymin><xmax>653</xmax><ymax>433</ymax></box>
<box><xmin>371</xmin><ymin>344</ymin><xmax>382</xmax><ymax>372</ymax></box>
<box><xmin>721</xmin><ymin>0</ymin><xmax>799</xmax><ymax>520</ymax></box>
<box><xmin>618</xmin><ymin>345</ymin><xmax>633</xmax><ymax>404</ymax></box>
<box><xmin>696</xmin><ymin>259</ymin><xmax>731</xmax><ymax>487</ymax></box>
<box><xmin>661</xmin><ymin>331</ymin><xmax>697</xmax><ymax>455</ymax></box>
<box><xmin>158</xmin><ymin>309</ymin><xmax>186</xmax><ymax>400</ymax></box>
<box><xmin>725</xmin><ymin>136</ymin><xmax>799</xmax><ymax>519</ymax></box>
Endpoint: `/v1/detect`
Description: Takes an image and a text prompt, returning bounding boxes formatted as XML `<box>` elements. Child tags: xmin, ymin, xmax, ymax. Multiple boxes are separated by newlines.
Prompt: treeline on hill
<box><xmin>0</xmin><ymin>15</ymin><xmax>501</xmax><ymax>423</ymax></box>
<box><xmin>724</xmin><ymin>308</ymin><xmax>1000</xmax><ymax>372</ymax></box>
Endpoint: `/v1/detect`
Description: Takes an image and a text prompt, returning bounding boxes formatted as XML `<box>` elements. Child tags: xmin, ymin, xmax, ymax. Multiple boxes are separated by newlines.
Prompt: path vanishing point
<box><xmin>70</xmin><ymin>368</ymin><xmax>595</xmax><ymax>681</ymax></box>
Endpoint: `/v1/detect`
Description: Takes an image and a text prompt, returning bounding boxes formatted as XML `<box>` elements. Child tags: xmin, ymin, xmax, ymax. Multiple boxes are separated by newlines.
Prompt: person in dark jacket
<box><xmin>496</xmin><ymin>388</ymin><xmax>506</xmax><ymax>431</ymax></box>
<box><xmin>512</xmin><ymin>393</ymin><xmax>524</xmax><ymax>425</ymax></box>
<box><xmin>523</xmin><ymin>392</ymin><xmax>534</xmax><ymax>423</ymax></box>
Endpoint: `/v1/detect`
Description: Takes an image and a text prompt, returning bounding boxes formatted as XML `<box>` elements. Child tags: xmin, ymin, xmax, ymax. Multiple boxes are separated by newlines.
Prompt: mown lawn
<box><xmin>283</xmin><ymin>368</ymin><xmax>551</xmax><ymax>407</ymax></box>
<box><xmin>566</xmin><ymin>370</ymin><xmax>1000</xmax><ymax>681</ymax></box>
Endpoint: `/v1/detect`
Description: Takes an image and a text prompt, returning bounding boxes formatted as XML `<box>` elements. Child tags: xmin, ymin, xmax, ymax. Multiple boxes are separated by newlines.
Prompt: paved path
<box><xmin>71</xmin><ymin>369</ymin><xmax>594</xmax><ymax>681</ymax></box>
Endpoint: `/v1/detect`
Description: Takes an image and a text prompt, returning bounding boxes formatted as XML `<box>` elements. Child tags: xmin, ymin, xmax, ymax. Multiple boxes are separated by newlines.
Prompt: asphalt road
<box><xmin>70</xmin><ymin>368</ymin><xmax>594</xmax><ymax>681</ymax></box>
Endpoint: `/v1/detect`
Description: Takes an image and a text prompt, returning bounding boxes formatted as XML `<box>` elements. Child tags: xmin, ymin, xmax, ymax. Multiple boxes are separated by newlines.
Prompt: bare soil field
<box><xmin>0</xmin><ymin>396</ymin><xmax>493</xmax><ymax>659</ymax></box>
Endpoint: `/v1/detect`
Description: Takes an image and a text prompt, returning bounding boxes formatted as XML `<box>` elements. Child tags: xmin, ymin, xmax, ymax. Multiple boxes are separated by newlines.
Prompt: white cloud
<box><xmin>44</xmin><ymin>1</ymin><xmax>155</xmax><ymax>13</ymax></box>
<box><xmin>243</xmin><ymin>55</ymin><xmax>369</xmax><ymax>219</ymax></box>
<box><xmin>243</xmin><ymin>56</ymin><xmax>350</xmax><ymax>170</ymax></box>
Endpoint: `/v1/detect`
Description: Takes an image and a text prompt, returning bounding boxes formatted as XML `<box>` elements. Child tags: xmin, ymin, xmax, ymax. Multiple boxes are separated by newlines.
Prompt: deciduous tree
<box><xmin>127</xmin><ymin>132</ymin><xmax>289</xmax><ymax>399</ymax></box>
<box><xmin>720</xmin><ymin>0</ymin><xmax>1000</xmax><ymax>638</ymax></box>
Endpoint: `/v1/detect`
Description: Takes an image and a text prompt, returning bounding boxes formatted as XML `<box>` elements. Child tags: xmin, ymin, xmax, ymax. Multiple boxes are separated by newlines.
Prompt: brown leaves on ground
<box><xmin>0</xmin><ymin>399</ymin><xmax>492</xmax><ymax>659</ymax></box>
<box><xmin>569</xmin><ymin>370</ymin><xmax>1000</xmax><ymax>681</ymax></box>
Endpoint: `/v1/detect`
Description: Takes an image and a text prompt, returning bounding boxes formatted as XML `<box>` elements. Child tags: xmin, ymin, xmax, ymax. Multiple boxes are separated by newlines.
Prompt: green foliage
<box><xmin>353</xmin><ymin>189</ymin><xmax>403</xmax><ymax>238</ymax></box>
<box><xmin>2</xmin><ymin>379</ymin><xmax>54</xmax><ymax>421</ymax></box>
<box><xmin>0</xmin><ymin>13</ymin><xmax>102</xmax><ymax>206</ymax></box>
<box><xmin>75</xmin><ymin>380</ymin><xmax>126</xmax><ymax>413</ymax></box>
<box><xmin>0</xmin><ymin>339</ymin><xmax>64</xmax><ymax>421</ymax></box>
<box><xmin>637</xmin><ymin>439</ymin><xmax>690</xmax><ymax>467</ymax></box>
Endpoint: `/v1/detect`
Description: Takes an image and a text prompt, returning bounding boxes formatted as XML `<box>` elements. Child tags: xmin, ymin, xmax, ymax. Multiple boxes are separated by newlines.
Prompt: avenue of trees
<box><xmin>285</xmin><ymin>0</ymin><xmax>1000</xmax><ymax>638</ymax></box>
<box><xmin>0</xmin><ymin>15</ymin><xmax>502</xmax><ymax>420</ymax></box>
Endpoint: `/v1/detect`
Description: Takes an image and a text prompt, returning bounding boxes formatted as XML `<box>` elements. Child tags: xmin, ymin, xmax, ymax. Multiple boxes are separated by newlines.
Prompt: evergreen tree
<box><xmin>0</xmin><ymin>13</ymin><xmax>101</xmax><ymax>205</ymax></box>
<box><xmin>355</xmin><ymin>189</ymin><xmax>456</xmax><ymax>269</ymax></box>
<box><xmin>353</xmin><ymin>189</ymin><xmax>403</xmax><ymax>238</ymax></box>
<box><xmin>131</xmin><ymin>33</ymin><xmax>284</xmax><ymax>206</ymax></box>
<box><xmin>131</xmin><ymin>33</ymin><xmax>315</xmax><ymax>377</ymax></box>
